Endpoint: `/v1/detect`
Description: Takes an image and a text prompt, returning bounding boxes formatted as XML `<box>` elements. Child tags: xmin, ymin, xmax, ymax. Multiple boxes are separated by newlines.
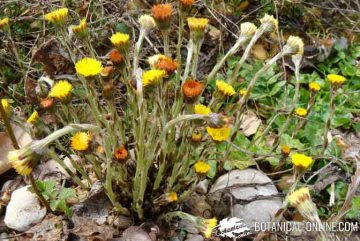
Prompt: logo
<box><xmin>215</xmin><ymin>217</ymin><xmax>252</xmax><ymax>238</ymax></box>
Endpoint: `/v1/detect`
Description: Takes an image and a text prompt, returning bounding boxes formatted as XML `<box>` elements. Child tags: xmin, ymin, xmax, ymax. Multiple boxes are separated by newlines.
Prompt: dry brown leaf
<box><xmin>251</xmin><ymin>44</ymin><xmax>268</xmax><ymax>60</ymax></box>
<box><xmin>32</xmin><ymin>39</ymin><xmax>74</xmax><ymax>77</ymax></box>
<box><xmin>240</xmin><ymin>111</ymin><xmax>261</xmax><ymax>136</ymax></box>
<box><xmin>70</xmin><ymin>215</ymin><xmax>115</xmax><ymax>241</ymax></box>
<box><xmin>0</xmin><ymin>125</ymin><xmax>32</xmax><ymax>174</ymax></box>
<box><xmin>16</xmin><ymin>214</ymin><xmax>67</xmax><ymax>241</ymax></box>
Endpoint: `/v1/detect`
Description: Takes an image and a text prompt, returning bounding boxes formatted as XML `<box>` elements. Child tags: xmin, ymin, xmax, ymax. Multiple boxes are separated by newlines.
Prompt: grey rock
<box><xmin>195</xmin><ymin>180</ymin><xmax>209</xmax><ymax>194</ymax></box>
<box><xmin>209</xmin><ymin>169</ymin><xmax>282</xmax><ymax>227</ymax></box>
<box><xmin>4</xmin><ymin>186</ymin><xmax>46</xmax><ymax>231</ymax></box>
<box><xmin>121</xmin><ymin>226</ymin><xmax>152</xmax><ymax>241</ymax></box>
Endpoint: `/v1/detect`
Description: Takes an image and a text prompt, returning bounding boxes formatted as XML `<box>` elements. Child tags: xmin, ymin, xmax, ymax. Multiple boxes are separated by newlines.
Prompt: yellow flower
<box><xmin>44</xmin><ymin>8</ymin><xmax>68</xmax><ymax>25</ymax></box>
<box><xmin>291</xmin><ymin>153</ymin><xmax>313</xmax><ymax>169</ymax></box>
<box><xmin>206</xmin><ymin>125</ymin><xmax>231</xmax><ymax>142</ymax></box>
<box><xmin>165</xmin><ymin>192</ymin><xmax>178</xmax><ymax>202</ymax></box>
<box><xmin>1</xmin><ymin>99</ymin><xmax>10</xmax><ymax>114</ymax></box>
<box><xmin>260</xmin><ymin>14</ymin><xmax>278</xmax><ymax>32</ymax></box>
<box><xmin>327</xmin><ymin>74</ymin><xmax>346</xmax><ymax>86</ymax></box>
<box><xmin>142</xmin><ymin>69</ymin><xmax>166</xmax><ymax>87</ymax></box>
<box><xmin>71</xmin><ymin>18</ymin><xmax>87</xmax><ymax>36</ymax></box>
<box><xmin>216</xmin><ymin>80</ymin><xmax>235</xmax><ymax>96</ymax></box>
<box><xmin>199</xmin><ymin>218</ymin><xmax>218</xmax><ymax>238</ymax></box>
<box><xmin>48</xmin><ymin>80</ymin><xmax>73</xmax><ymax>103</ymax></box>
<box><xmin>187</xmin><ymin>17</ymin><xmax>209</xmax><ymax>31</ymax></box>
<box><xmin>75</xmin><ymin>58</ymin><xmax>103</xmax><ymax>78</ymax></box>
<box><xmin>0</xmin><ymin>18</ymin><xmax>9</xmax><ymax>29</ymax></box>
<box><xmin>139</xmin><ymin>14</ymin><xmax>156</xmax><ymax>30</ymax></box>
<box><xmin>286</xmin><ymin>36</ymin><xmax>304</xmax><ymax>55</ymax></box>
<box><xmin>110</xmin><ymin>32</ymin><xmax>130</xmax><ymax>49</ymax></box>
<box><xmin>281</xmin><ymin>145</ymin><xmax>291</xmax><ymax>155</ymax></box>
<box><xmin>240</xmin><ymin>22</ymin><xmax>257</xmax><ymax>37</ymax></box>
<box><xmin>309</xmin><ymin>82</ymin><xmax>321</xmax><ymax>92</ymax></box>
<box><xmin>8</xmin><ymin>147</ymin><xmax>40</xmax><ymax>176</ymax></box>
<box><xmin>239</xmin><ymin>89</ymin><xmax>249</xmax><ymax>96</ymax></box>
<box><xmin>295</xmin><ymin>107</ymin><xmax>307</xmax><ymax>117</ymax></box>
<box><xmin>191</xmin><ymin>132</ymin><xmax>202</xmax><ymax>142</ymax></box>
<box><xmin>194</xmin><ymin>161</ymin><xmax>211</xmax><ymax>174</ymax></box>
<box><xmin>194</xmin><ymin>104</ymin><xmax>211</xmax><ymax>115</ymax></box>
<box><xmin>27</xmin><ymin>110</ymin><xmax>40</xmax><ymax>124</ymax></box>
<box><xmin>71</xmin><ymin>132</ymin><xmax>92</xmax><ymax>151</ymax></box>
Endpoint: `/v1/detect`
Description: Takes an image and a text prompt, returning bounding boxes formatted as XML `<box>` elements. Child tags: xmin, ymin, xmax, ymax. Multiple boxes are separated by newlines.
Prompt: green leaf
<box><xmin>207</xmin><ymin>160</ymin><xmax>217</xmax><ymax>179</ymax></box>
<box><xmin>36</xmin><ymin>180</ymin><xmax>57</xmax><ymax>200</ymax></box>
<box><xmin>280</xmin><ymin>134</ymin><xmax>304</xmax><ymax>149</ymax></box>
<box><xmin>268</xmin><ymin>80</ymin><xmax>286</xmax><ymax>96</ymax></box>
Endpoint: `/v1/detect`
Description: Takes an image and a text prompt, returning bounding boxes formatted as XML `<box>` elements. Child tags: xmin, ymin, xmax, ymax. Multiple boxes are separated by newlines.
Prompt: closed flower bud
<box><xmin>8</xmin><ymin>146</ymin><xmax>41</xmax><ymax>176</ymax></box>
<box><xmin>286</xmin><ymin>36</ymin><xmax>304</xmax><ymax>55</ymax></box>
<box><xmin>102</xmin><ymin>82</ymin><xmax>115</xmax><ymax>99</ymax></box>
<box><xmin>152</xmin><ymin>4</ymin><xmax>173</xmax><ymax>30</ymax></box>
<box><xmin>139</xmin><ymin>14</ymin><xmax>156</xmax><ymax>31</ymax></box>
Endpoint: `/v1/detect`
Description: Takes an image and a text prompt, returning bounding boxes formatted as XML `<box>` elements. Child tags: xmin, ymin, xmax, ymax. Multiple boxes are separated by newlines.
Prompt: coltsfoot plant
<box><xmin>0</xmin><ymin>1</ymin><xmax>353</xmax><ymax>239</ymax></box>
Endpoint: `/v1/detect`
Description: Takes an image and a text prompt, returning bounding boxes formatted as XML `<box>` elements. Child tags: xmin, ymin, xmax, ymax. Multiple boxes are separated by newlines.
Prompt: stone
<box><xmin>209</xmin><ymin>169</ymin><xmax>282</xmax><ymax>227</ymax></box>
<box><xmin>4</xmin><ymin>186</ymin><xmax>46</xmax><ymax>231</ymax></box>
<box><xmin>195</xmin><ymin>179</ymin><xmax>209</xmax><ymax>194</ymax></box>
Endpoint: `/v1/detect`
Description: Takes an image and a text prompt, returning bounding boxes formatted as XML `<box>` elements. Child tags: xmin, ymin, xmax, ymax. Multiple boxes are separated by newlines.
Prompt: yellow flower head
<box><xmin>216</xmin><ymin>80</ymin><xmax>235</xmax><ymax>96</ymax></box>
<box><xmin>110</xmin><ymin>32</ymin><xmax>130</xmax><ymax>49</ymax></box>
<box><xmin>191</xmin><ymin>132</ymin><xmax>202</xmax><ymax>142</ymax></box>
<box><xmin>295</xmin><ymin>107</ymin><xmax>307</xmax><ymax>117</ymax></box>
<box><xmin>327</xmin><ymin>74</ymin><xmax>346</xmax><ymax>86</ymax></box>
<box><xmin>198</xmin><ymin>218</ymin><xmax>218</xmax><ymax>238</ymax></box>
<box><xmin>239</xmin><ymin>89</ymin><xmax>249</xmax><ymax>96</ymax></box>
<box><xmin>240</xmin><ymin>22</ymin><xmax>257</xmax><ymax>37</ymax></box>
<box><xmin>309</xmin><ymin>82</ymin><xmax>321</xmax><ymax>92</ymax></box>
<box><xmin>281</xmin><ymin>145</ymin><xmax>291</xmax><ymax>155</ymax></box>
<box><xmin>8</xmin><ymin>147</ymin><xmax>40</xmax><ymax>176</ymax></box>
<box><xmin>27</xmin><ymin>110</ymin><xmax>40</xmax><ymax>124</ymax></box>
<box><xmin>187</xmin><ymin>17</ymin><xmax>209</xmax><ymax>32</ymax></box>
<box><xmin>260</xmin><ymin>14</ymin><xmax>278</xmax><ymax>32</ymax></box>
<box><xmin>288</xmin><ymin>187</ymin><xmax>311</xmax><ymax>207</ymax></box>
<box><xmin>71</xmin><ymin>18</ymin><xmax>88</xmax><ymax>36</ymax></box>
<box><xmin>286</xmin><ymin>36</ymin><xmax>304</xmax><ymax>55</ymax></box>
<box><xmin>48</xmin><ymin>80</ymin><xmax>73</xmax><ymax>103</ymax></box>
<box><xmin>194</xmin><ymin>161</ymin><xmax>211</xmax><ymax>174</ymax></box>
<box><xmin>142</xmin><ymin>69</ymin><xmax>166</xmax><ymax>87</ymax></box>
<box><xmin>1</xmin><ymin>98</ymin><xmax>10</xmax><ymax>115</ymax></box>
<box><xmin>291</xmin><ymin>153</ymin><xmax>313</xmax><ymax>169</ymax></box>
<box><xmin>0</xmin><ymin>18</ymin><xmax>9</xmax><ymax>29</ymax></box>
<box><xmin>206</xmin><ymin>125</ymin><xmax>231</xmax><ymax>142</ymax></box>
<box><xmin>71</xmin><ymin>132</ymin><xmax>92</xmax><ymax>151</ymax></box>
<box><xmin>75</xmin><ymin>57</ymin><xmax>103</xmax><ymax>78</ymax></box>
<box><xmin>45</xmin><ymin>8</ymin><xmax>68</xmax><ymax>25</ymax></box>
<box><xmin>165</xmin><ymin>192</ymin><xmax>178</xmax><ymax>202</ymax></box>
<box><xmin>194</xmin><ymin>104</ymin><xmax>211</xmax><ymax>115</ymax></box>
<box><xmin>139</xmin><ymin>14</ymin><xmax>156</xmax><ymax>30</ymax></box>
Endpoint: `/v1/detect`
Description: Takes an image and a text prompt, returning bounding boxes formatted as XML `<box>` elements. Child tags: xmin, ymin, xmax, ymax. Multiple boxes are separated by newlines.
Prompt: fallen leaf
<box><xmin>251</xmin><ymin>44</ymin><xmax>268</xmax><ymax>60</ymax></box>
<box><xmin>240</xmin><ymin>111</ymin><xmax>261</xmax><ymax>136</ymax></box>
<box><xmin>70</xmin><ymin>215</ymin><xmax>115</xmax><ymax>241</ymax></box>
<box><xmin>16</xmin><ymin>214</ymin><xmax>68</xmax><ymax>241</ymax></box>
<box><xmin>0</xmin><ymin>125</ymin><xmax>32</xmax><ymax>174</ymax></box>
<box><xmin>32</xmin><ymin>39</ymin><xmax>74</xmax><ymax>77</ymax></box>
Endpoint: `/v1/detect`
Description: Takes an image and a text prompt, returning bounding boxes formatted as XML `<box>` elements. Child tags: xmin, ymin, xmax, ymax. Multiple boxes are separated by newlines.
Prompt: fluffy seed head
<box><xmin>286</xmin><ymin>36</ymin><xmax>304</xmax><ymax>55</ymax></box>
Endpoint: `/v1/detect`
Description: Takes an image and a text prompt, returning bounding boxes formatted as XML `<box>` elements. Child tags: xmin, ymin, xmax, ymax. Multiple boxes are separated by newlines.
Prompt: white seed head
<box><xmin>139</xmin><ymin>14</ymin><xmax>156</xmax><ymax>30</ymax></box>
<box><xmin>260</xmin><ymin>14</ymin><xmax>278</xmax><ymax>32</ymax></box>
<box><xmin>286</xmin><ymin>36</ymin><xmax>304</xmax><ymax>55</ymax></box>
<box><xmin>240</xmin><ymin>22</ymin><xmax>257</xmax><ymax>37</ymax></box>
